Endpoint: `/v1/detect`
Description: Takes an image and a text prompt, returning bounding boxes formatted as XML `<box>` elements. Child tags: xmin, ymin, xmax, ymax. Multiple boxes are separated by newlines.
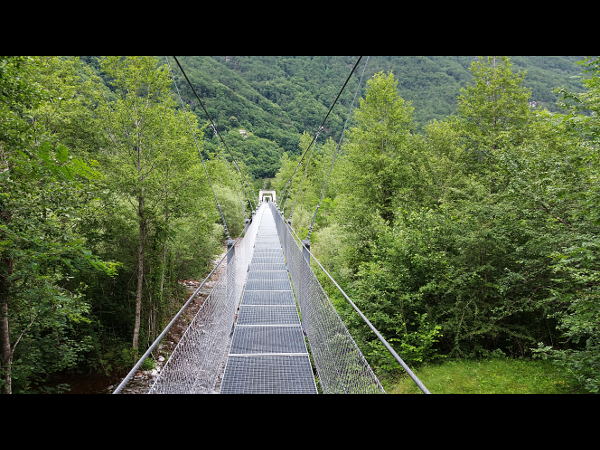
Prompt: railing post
<box><xmin>302</xmin><ymin>238</ymin><xmax>310</xmax><ymax>265</ymax></box>
<box><xmin>227</xmin><ymin>238</ymin><xmax>236</xmax><ymax>336</ymax></box>
<box><xmin>227</xmin><ymin>238</ymin><xmax>235</xmax><ymax>264</ymax></box>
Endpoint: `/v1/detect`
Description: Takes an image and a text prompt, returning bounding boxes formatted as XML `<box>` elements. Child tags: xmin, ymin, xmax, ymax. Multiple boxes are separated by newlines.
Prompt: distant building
<box><xmin>239</xmin><ymin>129</ymin><xmax>247</xmax><ymax>138</ymax></box>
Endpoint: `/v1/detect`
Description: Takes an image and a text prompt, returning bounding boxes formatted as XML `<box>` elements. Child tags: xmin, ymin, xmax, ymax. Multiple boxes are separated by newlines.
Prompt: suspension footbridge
<box><xmin>112</xmin><ymin>56</ymin><xmax>430</xmax><ymax>394</ymax></box>
<box><xmin>114</xmin><ymin>200</ymin><xmax>428</xmax><ymax>394</ymax></box>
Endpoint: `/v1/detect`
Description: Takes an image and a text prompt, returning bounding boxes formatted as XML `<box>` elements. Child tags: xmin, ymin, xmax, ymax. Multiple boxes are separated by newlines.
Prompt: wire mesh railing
<box><xmin>146</xmin><ymin>204</ymin><xmax>265</xmax><ymax>394</ymax></box>
<box><xmin>269</xmin><ymin>202</ymin><xmax>385</xmax><ymax>394</ymax></box>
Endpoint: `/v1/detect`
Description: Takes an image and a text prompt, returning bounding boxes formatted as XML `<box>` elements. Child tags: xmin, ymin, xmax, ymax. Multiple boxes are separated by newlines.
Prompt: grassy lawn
<box><xmin>378</xmin><ymin>357</ymin><xmax>591</xmax><ymax>394</ymax></box>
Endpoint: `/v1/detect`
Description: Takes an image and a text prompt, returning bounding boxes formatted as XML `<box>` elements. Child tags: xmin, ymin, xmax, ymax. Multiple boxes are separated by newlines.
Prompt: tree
<box><xmin>455</xmin><ymin>56</ymin><xmax>531</xmax><ymax>173</ymax></box>
<box><xmin>1</xmin><ymin>57</ymin><xmax>116</xmax><ymax>393</ymax></box>
<box><xmin>530</xmin><ymin>57</ymin><xmax>600</xmax><ymax>392</ymax></box>
<box><xmin>95</xmin><ymin>56</ymin><xmax>202</xmax><ymax>354</ymax></box>
<box><xmin>556</xmin><ymin>56</ymin><xmax>600</xmax><ymax>148</ymax></box>
<box><xmin>327</xmin><ymin>61</ymin><xmax>566</xmax><ymax>367</ymax></box>
<box><xmin>334</xmin><ymin>71</ymin><xmax>414</xmax><ymax>269</ymax></box>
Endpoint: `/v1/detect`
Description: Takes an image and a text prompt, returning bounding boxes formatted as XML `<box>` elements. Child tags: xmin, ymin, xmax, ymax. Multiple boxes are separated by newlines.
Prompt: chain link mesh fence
<box><xmin>269</xmin><ymin>203</ymin><xmax>385</xmax><ymax>394</ymax></box>
<box><xmin>147</xmin><ymin>205</ymin><xmax>265</xmax><ymax>393</ymax></box>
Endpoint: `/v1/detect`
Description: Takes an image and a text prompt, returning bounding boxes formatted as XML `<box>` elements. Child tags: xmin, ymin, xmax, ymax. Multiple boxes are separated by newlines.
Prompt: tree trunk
<box><xmin>132</xmin><ymin>195</ymin><xmax>145</xmax><ymax>353</ymax></box>
<box><xmin>0</xmin><ymin>207</ymin><xmax>13</xmax><ymax>394</ymax></box>
<box><xmin>0</xmin><ymin>290</ymin><xmax>12</xmax><ymax>395</ymax></box>
<box><xmin>159</xmin><ymin>210</ymin><xmax>170</xmax><ymax>305</ymax></box>
<box><xmin>159</xmin><ymin>239</ymin><xmax>168</xmax><ymax>325</ymax></box>
<box><xmin>158</xmin><ymin>208</ymin><xmax>171</xmax><ymax>331</ymax></box>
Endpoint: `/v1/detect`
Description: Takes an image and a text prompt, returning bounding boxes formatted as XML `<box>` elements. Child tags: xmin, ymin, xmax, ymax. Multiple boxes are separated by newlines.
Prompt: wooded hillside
<box><xmin>82</xmin><ymin>56</ymin><xmax>586</xmax><ymax>180</ymax></box>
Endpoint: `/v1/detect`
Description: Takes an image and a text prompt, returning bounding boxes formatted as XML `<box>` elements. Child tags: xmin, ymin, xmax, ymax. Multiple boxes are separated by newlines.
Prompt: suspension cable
<box><xmin>212</xmin><ymin>124</ymin><xmax>248</xmax><ymax>221</ymax></box>
<box><xmin>171</xmin><ymin>56</ymin><xmax>259</xmax><ymax>209</ymax></box>
<box><xmin>238</xmin><ymin>167</ymin><xmax>256</xmax><ymax>212</ymax></box>
<box><xmin>288</xmin><ymin>126</ymin><xmax>322</xmax><ymax>221</ymax></box>
<box><xmin>164</xmin><ymin>56</ymin><xmax>231</xmax><ymax>240</ymax></box>
<box><xmin>278</xmin><ymin>180</ymin><xmax>290</xmax><ymax>210</ymax></box>
<box><xmin>243</xmin><ymin>177</ymin><xmax>259</xmax><ymax>210</ymax></box>
<box><xmin>279</xmin><ymin>56</ymin><xmax>363</xmax><ymax>220</ymax></box>
<box><xmin>307</xmin><ymin>56</ymin><xmax>370</xmax><ymax>239</ymax></box>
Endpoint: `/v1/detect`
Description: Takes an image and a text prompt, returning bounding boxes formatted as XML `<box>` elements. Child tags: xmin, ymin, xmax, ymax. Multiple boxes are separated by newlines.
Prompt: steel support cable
<box><xmin>241</xmin><ymin>175</ymin><xmax>258</xmax><ymax>210</ymax></box>
<box><xmin>234</xmin><ymin>172</ymin><xmax>256</xmax><ymax>211</ymax></box>
<box><xmin>112</xmin><ymin>227</ymin><xmax>244</xmax><ymax>394</ymax></box>
<box><xmin>172</xmin><ymin>55</ymin><xmax>257</xmax><ymax>208</ymax></box>
<box><xmin>169</xmin><ymin>55</ymin><xmax>257</xmax><ymax>214</ymax></box>
<box><xmin>171</xmin><ymin>56</ymin><xmax>259</xmax><ymax>209</ymax></box>
<box><xmin>278</xmin><ymin>180</ymin><xmax>290</xmax><ymax>210</ymax></box>
<box><xmin>288</xmin><ymin>128</ymin><xmax>320</xmax><ymax>221</ymax></box>
<box><xmin>228</xmin><ymin>159</ymin><xmax>256</xmax><ymax>213</ymax></box>
<box><xmin>241</xmin><ymin>176</ymin><xmax>256</xmax><ymax>212</ymax></box>
<box><xmin>230</xmin><ymin>152</ymin><xmax>257</xmax><ymax>213</ymax></box>
<box><xmin>279</xmin><ymin>56</ymin><xmax>364</xmax><ymax>218</ymax></box>
<box><xmin>164</xmin><ymin>56</ymin><xmax>231</xmax><ymax>240</ymax></box>
<box><xmin>222</xmin><ymin>150</ymin><xmax>256</xmax><ymax>214</ymax></box>
<box><xmin>213</xmin><ymin>125</ymin><xmax>248</xmax><ymax>221</ymax></box>
<box><xmin>284</xmin><ymin>220</ymin><xmax>431</xmax><ymax>394</ymax></box>
<box><xmin>231</xmin><ymin>158</ymin><xmax>254</xmax><ymax>211</ymax></box>
<box><xmin>307</xmin><ymin>56</ymin><xmax>370</xmax><ymax>240</ymax></box>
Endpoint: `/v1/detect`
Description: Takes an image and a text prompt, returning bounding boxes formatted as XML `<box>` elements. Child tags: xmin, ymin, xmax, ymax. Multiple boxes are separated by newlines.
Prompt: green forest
<box><xmin>81</xmin><ymin>56</ymin><xmax>585</xmax><ymax>180</ymax></box>
<box><xmin>1</xmin><ymin>55</ymin><xmax>598</xmax><ymax>394</ymax></box>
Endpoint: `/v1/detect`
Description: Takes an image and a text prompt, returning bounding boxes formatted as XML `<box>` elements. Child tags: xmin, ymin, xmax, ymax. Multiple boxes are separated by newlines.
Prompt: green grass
<box><xmin>378</xmin><ymin>357</ymin><xmax>590</xmax><ymax>394</ymax></box>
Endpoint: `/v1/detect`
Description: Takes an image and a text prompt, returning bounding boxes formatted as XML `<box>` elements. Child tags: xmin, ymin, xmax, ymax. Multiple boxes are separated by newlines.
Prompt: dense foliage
<box><xmin>275</xmin><ymin>56</ymin><xmax>600</xmax><ymax>393</ymax></box>
<box><xmin>87</xmin><ymin>56</ymin><xmax>583</xmax><ymax>181</ymax></box>
<box><xmin>0</xmin><ymin>56</ymin><xmax>248</xmax><ymax>393</ymax></box>
<box><xmin>1</xmin><ymin>55</ymin><xmax>597</xmax><ymax>394</ymax></box>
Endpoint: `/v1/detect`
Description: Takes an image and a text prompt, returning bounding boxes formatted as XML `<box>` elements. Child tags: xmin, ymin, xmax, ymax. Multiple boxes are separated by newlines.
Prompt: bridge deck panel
<box><xmin>240</xmin><ymin>290</ymin><xmax>295</xmax><ymax>306</ymax></box>
<box><xmin>229</xmin><ymin>325</ymin><xmax>306</xmax><ymax>354</ymax></box>
<box><xmin>250</xmin><ymin>263</ymin><xmax>286</xmax><ymax>271</ymax></box>
<box><xmin>247</xmin><ymin>270</ymin><xmax>289</xmax><ymax>281</ymax></box>
<box><xmin>237</xmin><ymin>305</ymin><xmax>300</xmax><ymax>325</ymax></box>
<box><xmin>245</xmin><ymin>278</ymin><xmax>292</xmax><ymax>291</ymax></box>
<box><xmin>220</xmin><ymin>355</ymin><xmax>316</xmax><ymax>394</ymax></box>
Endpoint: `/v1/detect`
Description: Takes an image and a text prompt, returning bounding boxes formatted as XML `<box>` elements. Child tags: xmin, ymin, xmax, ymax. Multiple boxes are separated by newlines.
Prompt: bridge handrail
<box><xmin>271</xmin><ymin>203</ymin><xmax>384</xmax><ymax>393</ymax></box>
<box><xmin>276</xmin><ymin>205</ymin><xmax>431</xmax><ymax>394</ymax></box>
<box><xmin>113</xmin><ymin>223</ymin><xmax>247</xmax><ymax>394</ymax></box>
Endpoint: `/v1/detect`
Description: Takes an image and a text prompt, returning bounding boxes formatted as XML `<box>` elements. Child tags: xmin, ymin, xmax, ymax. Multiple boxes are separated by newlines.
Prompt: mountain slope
<box><xmin>81</xmin><ymin>56</ymin><xmax>587</xmax><ymax>179</ymax></box>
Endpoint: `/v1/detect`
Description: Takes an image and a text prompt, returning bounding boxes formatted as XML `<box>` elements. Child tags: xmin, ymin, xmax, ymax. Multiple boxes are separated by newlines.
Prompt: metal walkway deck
<box><xmin>219</xmin><ymin>207</ymin><xmax>318</xmax><ymax>394</ymax></box>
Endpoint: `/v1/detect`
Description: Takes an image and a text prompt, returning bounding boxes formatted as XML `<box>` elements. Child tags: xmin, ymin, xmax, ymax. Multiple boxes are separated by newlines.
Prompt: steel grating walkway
<box><xmin>220</xmin><ymin>206</ymin><xmax>318</xmax><ymax>394</ymax></box>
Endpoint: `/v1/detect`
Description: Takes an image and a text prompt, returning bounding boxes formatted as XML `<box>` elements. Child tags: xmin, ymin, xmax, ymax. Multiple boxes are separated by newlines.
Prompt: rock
<box><xmin>158</xmin><ymin>356</ymin><xmax>165</xmax><ymax>362</ymax></box>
